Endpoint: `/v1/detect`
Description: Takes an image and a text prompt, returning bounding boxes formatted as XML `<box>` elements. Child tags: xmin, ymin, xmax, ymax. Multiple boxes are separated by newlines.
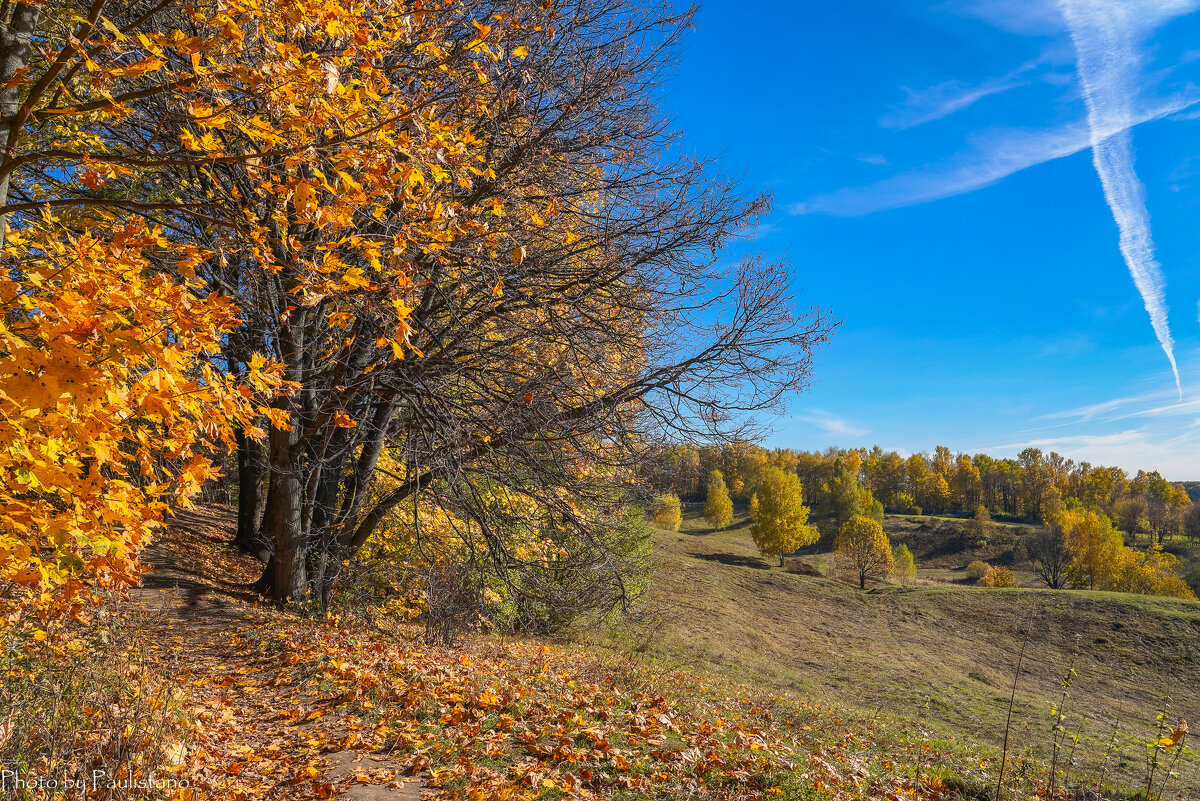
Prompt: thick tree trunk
<box><xmin>233</xmin><ymin>427</ymin><xmax>269</xmax><ymax>559</ymax></box>
<box><xmin>261</xmin><ymin>374</ymin><xmax>307</xmax><ymax>602</ymax></box>
<box><xmin>259</xmin><ymin>400</ymin><xmax>400</xmax><ymax>607</ymax></box>
<box><xmin>255</xmin><ymin>304</ymin><xmax>311</xmax><ymax>604</ymax></box>
<box><xmin>265</xmin><ymin>467</ymin><xmax>307</xmax><ymax>602</ymax></box>
<box><xmin>307</xmin><ymin>461</ymin><xmax>347</xmax><ymax>611</ymax></box>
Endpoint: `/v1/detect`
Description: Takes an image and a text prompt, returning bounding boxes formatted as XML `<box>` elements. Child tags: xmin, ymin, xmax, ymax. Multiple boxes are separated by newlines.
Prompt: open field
<box><xmin>629</xmin><ymin>503</ymin><xmax>1200</xmax><ymax>793</ymax></box>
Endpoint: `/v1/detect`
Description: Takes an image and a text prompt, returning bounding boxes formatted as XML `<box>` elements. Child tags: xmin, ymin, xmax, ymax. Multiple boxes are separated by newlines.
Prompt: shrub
<box><xmin>652</xmin><ymin>493</ymin><xmax>682</xmax><ymax>531</ymax></box>
<box><xmin>966</xmin><ymin>560</ymin><xmax>990</xmax><ymax>581</ymax></box>
<box><xmin>982</xmin><ymin>565</ymin><xmax>1015</xmax><ymax>588</ymax></box>
<box><xmin>894</xmin><ymin>492</ymin><xmax>918</xmax><ymax>514</ymax></box>
<box><xmin>478</xmin><ymin>508</ymin><xmax>653</xmax><ymax>637</ymax></box>
<box><xmin>970</xmin><ymin>505</ymin><xmax>994</xmax><ymax>539</ymax></box>
<box><xmin>337</xmin><ymin>495</ymin><xmax>652</xmax><ymax>640</ymax></box>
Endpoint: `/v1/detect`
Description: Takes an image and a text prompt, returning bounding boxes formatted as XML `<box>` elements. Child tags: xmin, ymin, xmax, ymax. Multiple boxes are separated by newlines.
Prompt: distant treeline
<box><xmin>645</xmin><ymin>443</ymin><xmax>1200</xmax><ymax>542</ymax></box>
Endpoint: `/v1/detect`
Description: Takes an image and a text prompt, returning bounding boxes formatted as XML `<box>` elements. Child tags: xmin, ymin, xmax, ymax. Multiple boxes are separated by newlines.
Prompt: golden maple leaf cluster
<box><xmin>0</xmin><ymin>215</ymin><xmax>261</xmax><ymax>621</ymax></box>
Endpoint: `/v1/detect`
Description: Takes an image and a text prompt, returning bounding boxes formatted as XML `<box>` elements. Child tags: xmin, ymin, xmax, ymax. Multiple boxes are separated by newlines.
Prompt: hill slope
<box><xmin>639</xmin><ymin>505</ymin><xmax>1200</xmax><ymax>790</ymax></box>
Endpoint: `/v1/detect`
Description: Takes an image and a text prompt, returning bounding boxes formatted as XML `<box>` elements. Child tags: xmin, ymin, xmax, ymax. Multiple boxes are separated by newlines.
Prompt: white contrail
<box><xmin>1059</xmin><ymin>0</ymin><xmax>1186</xmax><ymax>398</ymax></box>
<box><xmin>1090</xmin><ymin>130</ymin><xmax>1180</xmax><ymax>397</ymax></box>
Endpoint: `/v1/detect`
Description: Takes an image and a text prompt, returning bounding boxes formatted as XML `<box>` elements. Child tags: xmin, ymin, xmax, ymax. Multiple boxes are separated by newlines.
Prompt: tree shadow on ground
<box><xmin>687</xmin><ymin>552</ymin><xmax>770</xmax><ymax>570</ymax></box>
<box><xmin>679</xmin><ymin>519</ymin><xmax>748</xmax><ymax>537</ymax></box>
<box><xmin>138</xmin><ymin>543</ymin><xmax>264</xmax><ymax>621</ymax></box>
<box><xmin>132</xmin><ymin>503</ymin><xmax>267</xmax><ymax>621</ymax></box>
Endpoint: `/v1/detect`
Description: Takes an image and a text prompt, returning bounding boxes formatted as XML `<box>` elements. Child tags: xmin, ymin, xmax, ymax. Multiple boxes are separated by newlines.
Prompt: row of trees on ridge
<box><xmin>647</xmin><ymin>442</ymin><xmax>1199</xmax><ymax>540</ymax></box>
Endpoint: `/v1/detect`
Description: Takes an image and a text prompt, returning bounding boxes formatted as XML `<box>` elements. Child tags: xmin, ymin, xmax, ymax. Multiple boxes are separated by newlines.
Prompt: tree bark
<box><xmin>0</xmin><ymin>3</ymin><xmax>39</xmax><ymax>237</ymax></box>
<box><xmin>233</xmin><ymin>426</ymin><xmax>269</xmax><ymax>559</ymax></box>
<box><xmin>262</xmin><ymin>358</ymin><xmax>307</xmax><ymax>602</ymax></box>
<box><xmin>251</xmin><ymin>554</ymin><xmax>276</xmax><ymax>596</ymax></box>
<box><xmin>264</xmin><ymin>465</ymin><xmax>306</xmax><ymax>602</ymax></box>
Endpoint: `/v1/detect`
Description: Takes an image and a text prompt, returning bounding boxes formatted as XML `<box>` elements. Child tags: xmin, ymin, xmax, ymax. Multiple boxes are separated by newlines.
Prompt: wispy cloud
<box><xmin>1109</xmin><ymin>398</ymin><xmax>1200</xmax><ymax>421</ymax></box>
<box><xmin>1167</xmin><ymin>106</ymin><xmax>1200</xmax><ymax>120</ymax></box>
<box><xmin>953</xmin><ymin>0</ymin><xmax>1199</xmax><ymax>34</ymax></box>
<box><xmin>992</xmin><ymin>429</ymin><xmax>1151</xmax><ymax>451</ymax></box>
<box><xmin>947</xmin><ymin>0</ymin><xmax>1068</xmax><ymax>35</ymax></box>
<box><xmin>881</xmin><ymin>75</ymin><xmax>1029</xmax><ymax>130</ymax></box>
<box><xmin>880</xmin><ymin>54</ymin><xmax>1054</xmax><ymax>130</ymax></box>
<box><xmin>1008</xmin><ymin>379</ymin><xmax>1200</xmax><ymax>476</ymax></box>
<box><xmin>1030</xmin><ymin>384</ymin><xmax>1200</xmax><ymax>432</ymax></box>
<box><xmin>793</xmin><ymin>410</ymin><xmax>870</xmax><ymax>439</ymax></box>
<box><xmin>790</xmin><ymin>95</ymin><xmax>1196</xmax><ymax>216</ymax></box>
<box><xmin>1039</xmin><ymin>389</ymin><xmax>1169</xmax><ymax>422</ymax></box>
<box><xmin>1059</xmin><ymin>0</ymin><xmax>1195</xmax><ymax>399</ymax></box>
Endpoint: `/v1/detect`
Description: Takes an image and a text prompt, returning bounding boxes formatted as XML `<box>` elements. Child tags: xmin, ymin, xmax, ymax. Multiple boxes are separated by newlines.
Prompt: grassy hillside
<box><xmin>15</xmin><ymin>504</ymin><xmax>1197</xmax><ymax>800</ymax></box>
<box><xmin>880</xmin><ymin>513</ymin><xmax>1041</xmax><ymax>578</ymax></box>
<box><xmin>634</xmin><ymin>503</ymin><xmax>1200</xmax><ymax>793</ymax></box>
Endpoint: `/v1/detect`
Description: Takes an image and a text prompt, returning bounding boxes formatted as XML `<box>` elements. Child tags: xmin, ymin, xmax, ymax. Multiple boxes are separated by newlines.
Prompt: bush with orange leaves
<box><xmin>981</xmin><ymin>565</ymin><xmax>1016</xmax><ymax>588</ymax></box>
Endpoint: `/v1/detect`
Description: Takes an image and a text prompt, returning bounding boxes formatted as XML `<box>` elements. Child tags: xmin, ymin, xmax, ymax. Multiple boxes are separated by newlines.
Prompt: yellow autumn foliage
<box><xmin>1054</xmin><ymin>509</ymin><xmax>1195</xmax><ymax>600</ymax></box>
<box><xmin>0</xmin><ymin>218</ymin><xmax>269</xmax><ymax>621</ymax></box>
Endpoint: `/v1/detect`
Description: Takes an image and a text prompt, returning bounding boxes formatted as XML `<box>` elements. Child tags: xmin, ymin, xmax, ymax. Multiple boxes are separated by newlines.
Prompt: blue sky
<box><xmin>665</xmin><ymin>0</ymin><xmax>1200</xmax><ymax>478</ymax></box>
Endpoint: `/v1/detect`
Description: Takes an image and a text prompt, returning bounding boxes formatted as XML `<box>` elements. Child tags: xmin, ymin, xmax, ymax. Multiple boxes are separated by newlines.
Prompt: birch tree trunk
<box><xmin>0</xmin><ymin>3</ymin><xmax>39</xmax><ymax>239</ymax></box>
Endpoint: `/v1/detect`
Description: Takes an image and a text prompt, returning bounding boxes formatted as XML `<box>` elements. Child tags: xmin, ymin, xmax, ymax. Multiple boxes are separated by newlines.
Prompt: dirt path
<box><xmin>122</xmin><ymin>505</ymin><xmax>422</xmax><ymax>801</ymax></box>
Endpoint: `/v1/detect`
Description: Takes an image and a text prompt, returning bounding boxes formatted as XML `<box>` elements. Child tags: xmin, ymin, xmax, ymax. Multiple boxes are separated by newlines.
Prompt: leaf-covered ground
<box><xmin>101</xmin><ymin>505</ymin><xmax>1174</xmax><ymax>801</ymax></box>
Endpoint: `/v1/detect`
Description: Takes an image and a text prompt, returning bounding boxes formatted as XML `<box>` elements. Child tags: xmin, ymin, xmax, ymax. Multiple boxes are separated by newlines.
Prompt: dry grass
<box><xmin>633</xmin><ymin>502</ymin><xmax>1200</xmax><ymax>795</ymax></box>
<box><xmin>0</xmin><ymin>612</ymin><xmax>193</xmax><ymax>800</ymax></box>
